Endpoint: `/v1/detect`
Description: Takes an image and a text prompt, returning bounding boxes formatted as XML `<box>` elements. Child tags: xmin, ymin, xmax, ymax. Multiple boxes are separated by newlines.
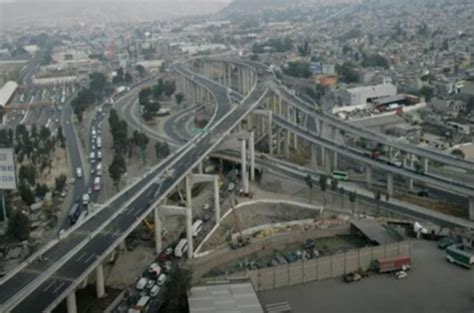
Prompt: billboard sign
<box><xmin>0</xmin><ymin>148</ymin><xmax>17</xmax><ymax>190</ymax></box>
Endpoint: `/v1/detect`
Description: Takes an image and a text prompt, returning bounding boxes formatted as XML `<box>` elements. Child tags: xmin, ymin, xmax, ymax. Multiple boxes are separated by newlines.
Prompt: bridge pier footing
<box><xmin>387</xmin><ymin>173</ymin><xmax>394</xmax><ymax>198</ymax></box>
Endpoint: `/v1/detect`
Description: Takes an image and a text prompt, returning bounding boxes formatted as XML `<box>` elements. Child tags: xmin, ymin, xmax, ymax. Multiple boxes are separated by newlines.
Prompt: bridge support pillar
<box><xmin>276</xmin><ymin>127</ymin><xmax>281</xmax><ymax>155</ymax></box>
<box><xmin>67</xmin><ymin>291</ymin><xmax>77</xmax><ymax>313</ymax></box>
<box><xmin>284</xmin><ymin>130</ymin><xmax>290</xmax><ymax>159</ymax></box>
<box><xmin>387</xmin><ymin>173</ymin><xmax>394</xmax><ymax>198</ymax></box>
<box><xmin>320</xmin><ymin>146</ymin><xmax>326</xmax><ymax>167</ymax></box>
<box><xmin>469</xmin><ymin>197</ymin><xmax>474</xmax><ymax>221</ymax></box>
<box><xmin>311</xmin><ymin>144</ymin><xmax>317</xmax><ymax>168</ymax></box>
<box><xmin>423</xmin><ymin>157</ymin><xmax>429</xmax><ymax>173</ymax></box>
<box><xmin>366</xmin><ymin>166</ymin><xmax>373</xmax><ymax>189</ymax></box>
<box><xmin>214</xmin><ymin>177</ymin><xmax>221</xmax><ymax>224</ymax></box>
<box><xmin>268</xmin><ymin>112</ymin><xmax>273</xmax><ymax>155</ymax></box>
<box><xmin>198</xmin><ymin>161</ymin><xmax>204</xmax><ymax>174</ymax></box>
<box><xmin>96</xmin><ymin>264</ymin><xmax>105</xmax><ymax>298</ymax></box>
<box><xmin>332</xmin><ymin>151</ymin><xmax>338</xmax><ymax>170</ymax></box>
<box><xmin>186</xmin><ymin>207</ymin><xmax>193</xmax><ymax>259</ymax></box>
<box><xmin>249</xmin><ymin>131</ymin><xmax>255</xmax><ymax>181</ymax></box>
<box><xmin>154</xmin><ymin>205</ymin><xmax>162</xmax><ymax>254</ymax></box>
<box><xmin>241</xmin><ymin>139</ymin><xmax>249</xmax><ymax>193</ymax></box>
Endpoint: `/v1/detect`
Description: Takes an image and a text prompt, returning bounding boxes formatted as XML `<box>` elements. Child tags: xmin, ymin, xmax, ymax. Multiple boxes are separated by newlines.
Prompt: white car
<box><xmin>145</xmin><ymin>279</ymin><xmax>155</xmax><ymax>290</ymax></box>
<box><xmin>136</xmin><ymin>277</ymin><xmax>148</xmax><ymax>290</ymax></box>
<box><xmin>157</xmin><ymin>273</ymin><xmax>167</xmax><ymax>286</ymax></box>
<box><xmin>395</xmin><ymin>271</ymin><xmax>407</xmax><ymax>279</ymax></box>
<box><xmin>150</xmin><ymin>285</ymin><xmax>160</xmax><ymax>297</ymax></box>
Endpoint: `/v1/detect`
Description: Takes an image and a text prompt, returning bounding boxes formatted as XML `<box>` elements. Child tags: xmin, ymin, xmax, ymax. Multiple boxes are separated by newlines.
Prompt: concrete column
<box><xmin>469</xmin><ymin>197</ymin><xmax>474</xmax><ymax>221</ymax></box>
<box><xmin>387</xmin><ymin>173</ymin><xmax>394</xmax><ymax>197</ymax></box>
<box><xmin>119</xmin><ymin>240</ymin><xmax>126</xmax><ymax>251</ymax></box>
<box><xmin>241</xmin><ymin>139</ymin><xmax>249</xmax><ymax>193</ymax></box>
<box><xmin>276</xmin><ymin>127</ymin><xmax>282</xmax><ymax>155</ymax></box>
<box><xmin>198</xmin><ymin>162</ymin><xmax>204</xmax><ymax>174</ymax></box>
<box><xmin>186</xmin><ymin>207</ymin><xmax>193</xmax><ymax>259</ymax></box>
<box><xmin>67</xmin><ymin>291</ymin><xmax>77</xmax><ymax>313</ymax></box>
<box><xmin>320</xmin><ymin>146</ymin><xmax>326</xmax><ymax>167</ymax></box>
<box><xmin>249</xmin><ymin>131</ymin><xmax>255</xmax><ymax>181</ymax></box>
<box><xmin>366</xmin><ymin>166</ymin><xmax>373</xmax><ymax>189</ymax></box>
<box><xmin>325</xmin><ymin>149</ymin><xmax>332</xmax><ymax>173</ymax></box>
<box><xmin>214</xmin><ymin>177</ymin><xmax>221</xmax><ymax>224</ymax></box>
<box><xmin>284</xmin><ymin>130</ymin><xmax>290</xmax><ymax>159</ymax></box>
<box><xmin>318</xmin><ymin>119</ymin><xmax>324</xmax><ymax>136</ymax></box>
<box><xmin>311</xmin><ymin>144</ymin><xmax>318</xmax><ymax>168</ymax></box>
<box><xmin>96</xmin><ymin>264</ymin><xmax>105</xmax><ymax>299</ymax></box>
<box><xmin>268</xmin><ymin>113</ymin><xmax>273</xmax><ymax>156</ymax></box>
<box><xmin>185</xmin><ymin>175</ymin><xmax>192</xmax><ymax>210</ymax></box>
<box><xmin>423</xmin><ymin>157</ymin><xmax>429</xmax><ymax>173</ymax></box>
<box><xmin>332</xmin><ymin>151</ymin><xmax>338</xmax><ymax>170</ymax></box>
<box><xmin>154</xmin><ymin>205</ymin><xmax>162</xmax><ymax>254</ymax></box>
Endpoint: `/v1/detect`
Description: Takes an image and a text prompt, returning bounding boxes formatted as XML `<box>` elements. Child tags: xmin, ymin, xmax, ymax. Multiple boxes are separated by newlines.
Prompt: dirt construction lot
<box><xmin>258</xmin><ymin>240</ymin><xmax>473</xmax><ymax>313</ymax></box>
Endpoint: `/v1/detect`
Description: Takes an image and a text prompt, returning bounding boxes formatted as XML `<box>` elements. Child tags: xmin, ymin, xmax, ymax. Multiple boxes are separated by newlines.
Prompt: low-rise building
<box><xmin>340</xmin><ymin>83</ymin><xmax>397</xmax><ymax>106</ymax></box>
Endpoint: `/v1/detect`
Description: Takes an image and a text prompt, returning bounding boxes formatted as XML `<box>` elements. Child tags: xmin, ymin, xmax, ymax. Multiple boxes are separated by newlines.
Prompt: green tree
<box><xmin>155</xmin><ymin>141</ymin><xmax>170</xmax><ymax>159</ymax></box>
<box><xmin>35</xmin><ymin>183</ymin><xmax>49</xmax><ymax>199</ymax></box>
<box><xmin>330</xmin><ymin>179</ymin><xmax>339</xmax><ymax>208</ymax></box>
<box><xmin>135</xmin><ymin>64</ymin><xmax>146</xmax><ymax>77</ymax></box>
<box><xmin>297</xmin><ymin>41</ymin><xmax>311</xmax><ymax>56</ymax></box>
<box><xmin>56</xmin><ymin>126</ymin><xmax>66</xmax><ymax>148</ymax></box>
<box><xmin>19</xmin><ymin>165</ymin><xmax>36</xmax><ymax>186</ymax></box>
<box><xmin>319</xmin><ymin>175</ymin><xmax>327</xmax><ymax>207</ymax></box>
<box><xmin>335</xmin><ymin>62</ymin><xmax>359</xmax><ymax>83</ymax></box>
<box><xmin>160</xmin><ymin>266</ymin><xmax>191</xmax><ymax>313</ymax></box>
<box><xmin>7</xmin><ymin>210</ymin><xmax>29</xmax><ymax>241</ymax></box>
<box><xmin>419</xmin><ymin>85</ymin><xmax>434</xmax><ymax>102</ymax></box>
<box><xmin>109</xmin><ymin>153</ymin><xmax>127</xmax><ymax>190</ymax></box>
<box><xmin>283</xmin><ymin>61</ymin><xmax>312</xmax><ymax>78</ymax></box>
<box><xmin>374</xmin><ymin>190</ymin><xmax>382</xmax><ymax>215</ymax></box>
<box><xmin>55</xmin><ymin>174</ymin><xmax>67</xmax><ymax>192</ymax></box>
<box><xmin>18</xmin><ymin>184</ymin><xmax>35</xmax><ymax>205</ymax></box>
<box><xmin>175</xmin><ymin>93</ymin><xmax>184</xmax><ymax>105</ymax></box>
<box><xmin>451</xmin><ymin>149</ymin><xmax>465</xmax><ymax>159</ymax></box>
<box><xmin>349</xmin><ymin>190</ymin><xmax>357</xmax><ymax>216</ymax></box>
<box><xmin>133</xmin><ymin>131</ymin><xmax>150</xmax><ymax>164</ymax></box>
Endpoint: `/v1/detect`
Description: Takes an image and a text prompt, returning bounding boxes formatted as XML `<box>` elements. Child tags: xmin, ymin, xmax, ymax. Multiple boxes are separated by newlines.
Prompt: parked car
<box><xmin>343</xmin><ymin>273</ymin><xmax>362</xmax><ymax>283</ymax></box>
<box><xmin>437</xmin><ymin>237</ymin><xmax>455</xmax><ymax>249</ymax></box>
<box><xmin>157</xmin><ymin>273</ymin><xmax>167</xmax><ymax>286</ymax></box>
<box><xmin>395</xmin><ymin>271</ymin><xmax>408</xmax><ymax>279</ymax></box>
<box><xmin>145</xmin><ymin>279</ymin><xmax>155</xmax><ymax>289</ymax></box>
<box><xmin>136</xmin><ymin>277</ymin><xmax>148</xmax><ymax>290</ymax></box>
<box><xmin>150</xmin><ymin>285</ymin><xmax>160</xmax><ymax>297</ymax></box>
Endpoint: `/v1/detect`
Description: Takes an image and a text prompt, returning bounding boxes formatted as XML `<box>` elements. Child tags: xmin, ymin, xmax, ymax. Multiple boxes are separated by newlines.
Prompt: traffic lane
<box><xmin>0</xmin><ymin>232</ymin><xmax>84</xmax><ymax>304</ymax></box>
<box><xmin>258</xmin><ymin>157</ymin><xmax>470</xmax><ymax>229</ymax></box>
<box><xmin>12</xmin><ymin>278</ymin><xmax>72</xmax><ymax>313</ymax></box>
<box><xmin>273</xmin><ymin>116</ymin><xmax>474</xmax><ymax>194</ymax></box>
<box><xmin>4</xmin><ymin>71</ymin><xmax>259</xmax><ymax>307</ymax></box>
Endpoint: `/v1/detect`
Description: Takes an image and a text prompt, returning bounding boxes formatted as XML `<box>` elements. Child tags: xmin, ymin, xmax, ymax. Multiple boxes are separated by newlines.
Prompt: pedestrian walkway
<box><xmin>264</xmin><ymin>301</ymin><xmax>292</xmax><ymax>313</ymax></box>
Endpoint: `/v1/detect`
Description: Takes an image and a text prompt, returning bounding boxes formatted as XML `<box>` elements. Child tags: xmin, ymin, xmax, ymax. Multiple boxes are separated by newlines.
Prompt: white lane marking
<box><xmin>43</xmin><ymin>280</ymin><xmax>56</xmax><ymax>292</ymax></box>
<box><xmin>52</xmin><ymin>281</ymin><xmax>66</xmax><ymax>294</ymax></box>
<box><xmin>76</xmin><ymin>252</ymin><xmax>87</xmax><ymax>262</ymax></box>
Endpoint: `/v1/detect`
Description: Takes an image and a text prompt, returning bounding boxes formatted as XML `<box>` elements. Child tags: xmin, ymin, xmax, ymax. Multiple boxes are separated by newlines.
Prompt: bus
<box><xmin>331</xmin><ymin>170</ymin><xmax>349</xmax><ymax>181</ymax></box>
<box><xmin>192</xmin><ymin>220</ymin><xmax>203</xmax><ymax>238</ymax></box>
<box><xmin>446</xmin><ymin>246</ymin><xmax>474</xmax><ymax>268</ymax></box>
<box><xmin>68</xmin><ymin>202</ymin><xmax>81</xmax><ymax>225</ymax></box>
<box><xmin>174</xmin><ymin>239</ymin><xmax>188</xmax><ymax>258</ymax></box>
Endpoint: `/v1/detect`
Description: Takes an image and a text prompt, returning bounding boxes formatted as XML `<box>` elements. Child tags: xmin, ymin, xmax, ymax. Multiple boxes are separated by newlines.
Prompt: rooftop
<box><xmin>188</xmin><ymin>282</ymin><xmax>263</xmax><ymax>313</ymax></box>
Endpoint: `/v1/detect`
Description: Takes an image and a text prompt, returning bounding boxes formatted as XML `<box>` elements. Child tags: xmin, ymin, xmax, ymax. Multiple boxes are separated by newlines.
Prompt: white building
<box><xmin>341</xmin><ymin>83</ymin><xmax>397</xmax><ymax>106</ymax></box>
<box><xmin>0</xmin><ymin>81</ymin><xmax>18</xmax><ymax>107</ymax></box>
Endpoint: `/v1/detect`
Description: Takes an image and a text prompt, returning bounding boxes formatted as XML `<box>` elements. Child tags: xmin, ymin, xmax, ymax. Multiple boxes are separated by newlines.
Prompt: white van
<box><xmin>76</xmin><ymin>167</ymin><xmax>82</xmax><ymax>178</ymax></box>
<box><xmin>136</xmin><ymin>277</ymin><xmax>148</xmax><ymax>290</ymax></box>
<box><xmin>93</xmin><ymin>176</ymin><xmax>101</xmax><ymax>191</ymax></box>
<box><xmin>90</xmin><ymin>151</ymin><xmax>95</xmax><ymax>163</ymax></box>
<box><xmin>96</xmin><ymin>137</ymin><xmax>102</xmax><ymax>149</ymax></box>
<box><xmin>96</xmin><ymin>163</ymin><xmax>102</xmax><ymax>176</ymax></box>
<box><xmin>174</xmin><ymin>239</ymin><xmax>188</xmax><ymax>258</ymax></box>
<box><xmin>192</xmin><ymin>220</ymin><xmax>203</xmax><ymax>238</ymax></box>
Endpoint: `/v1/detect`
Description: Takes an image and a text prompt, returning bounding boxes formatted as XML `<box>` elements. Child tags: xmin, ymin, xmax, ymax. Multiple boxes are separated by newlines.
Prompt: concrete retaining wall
<box><xmin>202</xmin><ymin>240</ymin><xmax>411</xmax><ymax>291</ymax></box>
<box><xmin>192</xmin><ymin>224</ymin><xmax>351</xmax><ymax>281</ymax></box>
